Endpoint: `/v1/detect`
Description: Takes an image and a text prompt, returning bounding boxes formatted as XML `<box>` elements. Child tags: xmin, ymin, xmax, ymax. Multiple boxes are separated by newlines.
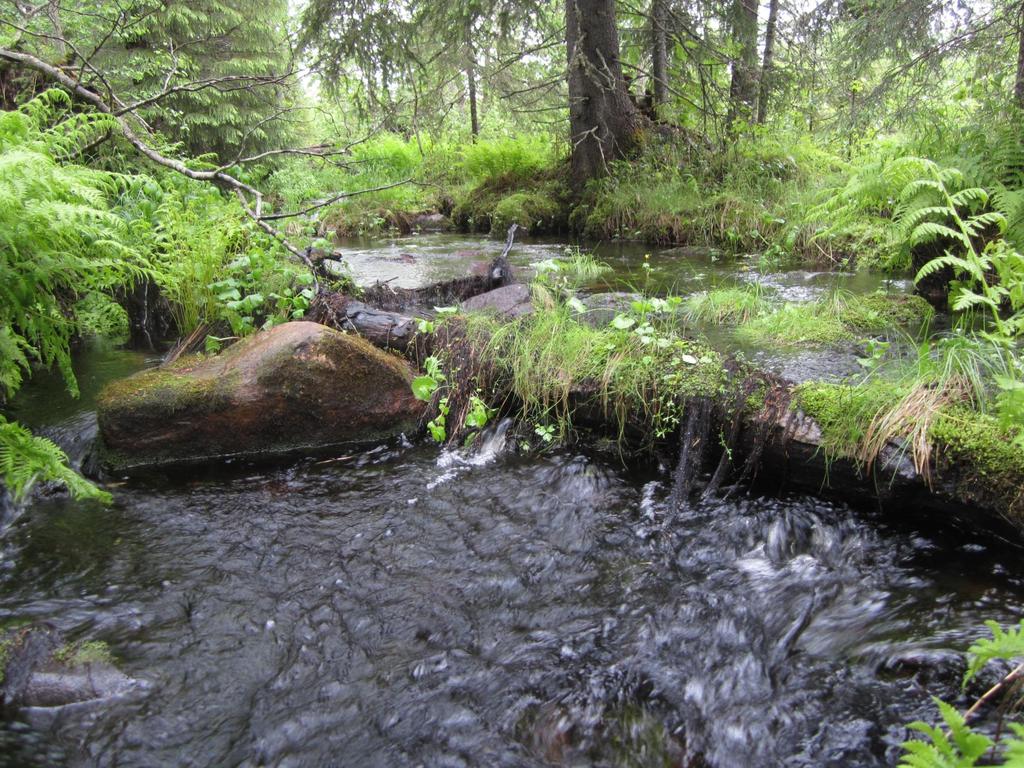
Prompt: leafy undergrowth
<box><xmin>899</xmin><ymin>620</ymin><xmax>1024</xmax><ymax>767</ymax></box>
<box><xmin>428</xmin><ymin>287</ymin><xmax>728</xmax><ymax>447</ymax></box>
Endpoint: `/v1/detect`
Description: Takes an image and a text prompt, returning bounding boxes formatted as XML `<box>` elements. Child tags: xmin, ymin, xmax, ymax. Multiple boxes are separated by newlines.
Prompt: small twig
<box><xmin>964</xmin><ymin>661</ymin><xmax>1024</xmax><ymax>723</ymax></box>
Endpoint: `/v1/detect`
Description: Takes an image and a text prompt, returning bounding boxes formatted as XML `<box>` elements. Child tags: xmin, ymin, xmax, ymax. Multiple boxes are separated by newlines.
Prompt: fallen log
<box><xmin>301</xmin><ymin>276</ymin><xmax>1024</xmax><ymax>539</ymax></box>
<box><xmin>306</xmin><ymin>294</ymin><xmax>418</xmax><ymax>353</ymax></box>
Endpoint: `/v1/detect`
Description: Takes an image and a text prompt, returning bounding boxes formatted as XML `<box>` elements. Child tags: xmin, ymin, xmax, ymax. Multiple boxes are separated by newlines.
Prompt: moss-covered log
<box><xmin>324</xmin><ymin>287</ymin><xmax>1024</xmax><ymax>538</ymax></box>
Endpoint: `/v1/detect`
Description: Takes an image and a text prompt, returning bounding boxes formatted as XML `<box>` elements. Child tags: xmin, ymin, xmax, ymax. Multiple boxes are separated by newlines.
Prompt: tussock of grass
<box><xmin>534</xmin><ymin>247</ymin><xmax>611</xmax><ymax>287</ymax></box>
<box><xmin>683</xmin><ymin>284</ymin><xmax>771</xmax><ymax>324</ymax></box>
<box><xmin>736</xmin><ymin>290</ymin><xmax>933</xmax><ymax>346</ymax></box>
<box><xmin>794</xmin><ymin>332</ymin><xmax>1016</xmax><ymax>493</ymax></box>
<box><xmin>458</xmin><ymin>297</ymin><xmax>726</xmax><ymax>443</ymax></box>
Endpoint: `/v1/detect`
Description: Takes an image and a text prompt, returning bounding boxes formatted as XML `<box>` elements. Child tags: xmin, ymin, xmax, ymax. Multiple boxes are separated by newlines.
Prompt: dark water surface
<box><xmin>1</xmin><ymin>238</ymin><xmax>1017</xmax><ymax>767</ymax></box>
<box><xmin>3</xmin><ymin>427</ymin><xmax>1024</xmax><ymax>766</ymax></box>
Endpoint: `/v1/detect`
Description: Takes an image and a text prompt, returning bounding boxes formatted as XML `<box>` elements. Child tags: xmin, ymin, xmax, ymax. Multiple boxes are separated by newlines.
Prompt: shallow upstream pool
<box><xmin>2</xmin><ymin>237</ymin><xmax>1015</xmax><ymax>767</ymax></box>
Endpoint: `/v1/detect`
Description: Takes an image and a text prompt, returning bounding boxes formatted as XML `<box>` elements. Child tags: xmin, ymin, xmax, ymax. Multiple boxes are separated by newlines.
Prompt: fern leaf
<box><xmin>964</xmin><ymin>211</ymin><xmax>1007</xmax><ymax>235</ymax></box>
<box><xmin>0</xmin><ymin>416</ymin><xmax>110</xmax><ymax>503</ymax></box>
<box><xmin>949</xmin><ymin>188</ymin><xmax>989</xmax><ymax>210</ymax></box>
<box><xmin>901</xmin><ymin>179</ymin><xmax>946</xmax><ymax>204</ymax></box>
<box><xmin>914</xmin><ymin>253</ymin><xmax>972</xmax><ymax>282</ymax></box>
<box><xmin>911</xmin><ymin>222</ymin><xmax>970</xmax><ymax>249</ymax></box>
<box><xmin>951</xmin><ymin>288</ymin><xmax>999</xmax><ymax>313</ymax></box>
<box><xmin>964</xmin><ymin>620</ymin><xmax>1024</xmax><ymax>684</ymax></box>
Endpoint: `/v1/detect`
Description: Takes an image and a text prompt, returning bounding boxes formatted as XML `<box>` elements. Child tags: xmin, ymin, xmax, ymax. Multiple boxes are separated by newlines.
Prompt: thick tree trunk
<box><xmin>755</xmin><ymin>0</ymin><xmax>779</xmax><ymax>125</ymax></box>
<box><xmin>727</xmin><ymin>0</ymin><xmax>759</xmax><ymax>130</ymax></box>
<box><xmin>651</xmin><ymin>0</ymin><xmax>670</xmax><ymax>112</ymax></box>
<box><xmin>466</xmin><ymin>23</ymin><xmax>480</xmax><ymax>138</ymax></box>
<box><xmin>1016</xmin><ymin>1</ymin><xmax>1024</xmax><ymax>110</ymax></box>
<box><xmin>566</xmin><ymin>0</ymin><xmax>643</xmax><ymax>184</ymax></box>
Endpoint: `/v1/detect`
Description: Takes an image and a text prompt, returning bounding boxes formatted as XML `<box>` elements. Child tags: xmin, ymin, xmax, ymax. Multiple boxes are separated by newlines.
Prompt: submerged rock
<box><xmin>579</xmin><ymin>292</ymin><xmax>642</xmax><ymax>327</ymax></box>
<box><xmin>97</xmin><ymin>321</ymin><xmax>423</xmax><ymax>472</ymax></box>
<box><xmin>409</xmin><ymin>212</ymin><xmax>451</xmax><ymax>232</ymax></box>
<box><xmin>461</xmin><ymin>283</ymin><xmax>533</xmax><ymax>318</ymax></box>
<box><xmin>1</xmin><ymin>628</ymin><xmax>138</xmax><ymax>712</ymax></box>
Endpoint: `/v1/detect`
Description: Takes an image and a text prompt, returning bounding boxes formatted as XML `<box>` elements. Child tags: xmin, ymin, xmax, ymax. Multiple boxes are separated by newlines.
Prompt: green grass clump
<box><xmin>794</xmin><ymin>331</ymin><xmax>1024</xmax><ymax>515</ymax></box>
<box><xmin>841</xmin><ymin>292</ymin><xmax>934</xmax><ymax>332</ymax></box>
<box><xmin>737</xmin><ymin>302</ymin><xmax>852</xmax><ymax>345</ymax></box>
<box><xmin>465</xmin><ymin>296</ymin><xmax>726</xmax><ymax>442</ymax></box>
<box><xmin>534</xmin><ymin>247</ymin><xmax>611</xmax><ymax>287</ymax></box>
<box><xmin>736</xmin><ymin>290</ymin><xmax>932</xmax><ymax>346</ymax></box>
<box><xmin>683</xmin><ymin>284</ymin><xmax>771</xmax><ymax>324</ymax></box>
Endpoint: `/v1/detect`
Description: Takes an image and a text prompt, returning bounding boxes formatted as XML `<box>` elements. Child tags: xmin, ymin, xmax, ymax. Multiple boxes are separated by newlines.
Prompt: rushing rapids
<box><xmin>2</xmin><ymin>403</ymin><xmax>1024</xmax><ymax>765</ymax></box>
<box><xmin>1</xmin><ymin>238</ymin><xmax>1020</xmax><ymax>767</ymax></box>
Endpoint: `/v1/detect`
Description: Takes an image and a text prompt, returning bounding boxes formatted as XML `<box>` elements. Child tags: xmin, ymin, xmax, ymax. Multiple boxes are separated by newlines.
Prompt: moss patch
<box><xmin>794</xmin><ymin>380</ymin><xmax>900</xmax><ymax>459</ymax></box>
<box><xmin>929</xmin><ymin>409</ymin><xmax>1024</xmax><ymax>518</ymax></box>
<box><xmin>490</xmin><ymin>191</ymin><xmax>563</xmax><ymax>235</ymax></box>
<box><xmin>0</xmin><ymin>636</ymin><xmax>11</xmax><ymax>684</ymax></box>
<box><xmin>53</xmin><ymin>640</ymin><xmax>113</xmax><ymax>668</ymax></box>
<box><xmin>451</xmin><ymin>172</ymin><xmax>570</xmax><ymax>236</ymax></box>
<box><xmin>794</xmin><ymin>381</ymin><xmax>1024</xmax><ymax>517</ymax></box>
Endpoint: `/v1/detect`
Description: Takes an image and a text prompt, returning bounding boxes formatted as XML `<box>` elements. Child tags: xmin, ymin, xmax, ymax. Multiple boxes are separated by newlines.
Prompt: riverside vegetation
<box><xmin>4</xmin><ymin>0</ymin><xmax>1024</xmax><ymax>763</ymax></box>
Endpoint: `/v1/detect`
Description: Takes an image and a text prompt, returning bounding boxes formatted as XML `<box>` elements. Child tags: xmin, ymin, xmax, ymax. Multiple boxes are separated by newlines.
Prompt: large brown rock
<box><xmin>97</xmin><ymin>321</ymin><xmax>423</xmax><ymax>472</ymax></box>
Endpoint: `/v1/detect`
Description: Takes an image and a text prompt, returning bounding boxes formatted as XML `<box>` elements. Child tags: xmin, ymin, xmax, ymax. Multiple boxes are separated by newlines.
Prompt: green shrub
<box><xmin>0</xmin><ymin>91</ymin><xmax>145</xmax><ymax>400</ymax></box>
<box><xmin>460</xmin><ymin>134</ymin><xmax>556</xmax><ymax>184</ymax></box>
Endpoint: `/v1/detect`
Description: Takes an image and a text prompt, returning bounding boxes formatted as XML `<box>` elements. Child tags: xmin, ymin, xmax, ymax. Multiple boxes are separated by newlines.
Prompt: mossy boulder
<box><xmin>1</xmin><ymin>627</ymin><xmax>137</xmax><ymax>710</ymax></box>
<box><xmin>451</xmin><ymin>175</ymin><xmax>569</xmax><ymax>235</ymax></box>
<box><xmin>97</xmin><ymin>321</ymin><xmax>423</xmax><ymax>472</ymax></box>
<box><xmin>489</xmin><ymin>191</ymin><xmax>563</xmax><ymax>235</ymax></box>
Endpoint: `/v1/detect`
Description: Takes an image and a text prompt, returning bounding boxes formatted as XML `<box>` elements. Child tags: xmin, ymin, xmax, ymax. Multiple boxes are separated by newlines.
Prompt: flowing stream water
<box><xmin>2</xmin><ymin>237</ymin><xmax>1021</xmax><ymax>767</ymax></box>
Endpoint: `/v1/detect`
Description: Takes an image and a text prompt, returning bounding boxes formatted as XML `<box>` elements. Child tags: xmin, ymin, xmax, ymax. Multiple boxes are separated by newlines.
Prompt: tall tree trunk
<box><xmin>566</xmin><ymin>0</ymin><xmax>643</xmax><ymax>185</ymax></box>
<box><xmin>651</xmin><ymin>0</ymin><xmax>669</xmax><ymax>113</ymax></box>
<box><xmin>755</xmin><ymin>0</ymin><xmax>779</xmax><ymax>125</ymax></box>
<box><xmin>1016</xmin><ymin>0</ymin><xmax>1024</xmax><ymax>110</ymax></box>
<box><xmin>727</xmin><ymin>0</ymin><xmax>759</xmax><ymax>131</ymax></box>
<box><xmin>466</xmin><ymin>21</ymin><xmax>480</xmax><ymax>138</ymax></box>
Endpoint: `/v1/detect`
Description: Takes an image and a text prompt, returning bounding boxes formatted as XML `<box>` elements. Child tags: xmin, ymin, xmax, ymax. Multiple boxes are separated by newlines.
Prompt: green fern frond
<box><xmin>901</xmin><ymin>179</ymin><xmax>946</xmax><ymax>204</ymax></box>
<box><xmin>901</xmin><ymin>206</ymin><xmax>960</xmax><ymax>232</ymax></box>
<box><xmin>911</xmin><ymin>222</ymin><xmax>970</xmax><ymax>249</ymax></box>
<box><xmin>0</xmin><ymin>416</ymin><xmax>110</xmax><ymax>503</ymax></box>
<box><xmin>951</xmin><ymin>288</ymin><xmax>999</xmax><ymax>313</ymax></box>
<box><xmin>964</xmin><ymin>620</ymin><xmax>1024</xmax><ymax>684</ymax></box>
<box><xmin>914</xmin><ymin>253</ymin><xmax>971</xmax><ymax>281</ymax></box>
<box><xmin>963</xmin><ymin>212</ymin><xmax>1007</xmax><ymax>236</ymax></box>
<box><xmin>899</xmin><ymin>699</ymin><xmax>993</xmax><ymax>768</ymax></box>
<box><xmin>949</xmin><ymin>188</ymin><xmax>989</xmax><ymax>210</ymax></box>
